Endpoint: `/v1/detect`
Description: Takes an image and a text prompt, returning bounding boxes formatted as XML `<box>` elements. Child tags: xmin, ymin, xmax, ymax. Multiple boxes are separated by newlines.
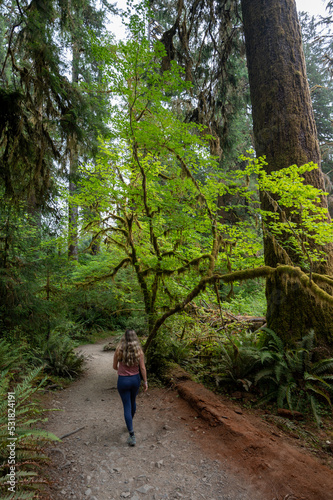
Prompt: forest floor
<box><xmin>40</xmin><ymin>338</ymin><xmax>333</xmax><ymax>500</ymax></box>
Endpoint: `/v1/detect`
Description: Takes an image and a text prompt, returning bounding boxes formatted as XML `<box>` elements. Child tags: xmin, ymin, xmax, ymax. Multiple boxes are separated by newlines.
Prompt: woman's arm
<box><xmin>139</xmin><ymin>353</ymin><xmax>148</xmax><ymax>392</ymax></box>
<box><xmin>113</xmin><ymin>350</ymin><xmax>119</xmax><ymax>370</ymax></box>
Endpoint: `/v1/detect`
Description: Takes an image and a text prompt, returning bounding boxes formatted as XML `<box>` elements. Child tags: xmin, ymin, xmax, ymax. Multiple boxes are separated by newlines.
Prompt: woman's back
<box><xmin>118</xmin><ymin>361</ymin><xmax>140</xmax><ymax>376</ymax></box>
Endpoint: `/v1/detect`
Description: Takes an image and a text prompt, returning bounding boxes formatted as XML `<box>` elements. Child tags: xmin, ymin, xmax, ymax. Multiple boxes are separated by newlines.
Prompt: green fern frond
<box><xmin>0</xmin><ymin>339</ymin><xmax>27</xmax><ymax>372</ymax></box>
<box><xmin>287</xmin><ymin>348</ymin><xmax>306</xmax><ymax>373</ymax></box>
<box><xmin>301</xmin><ymin>330</ymin><xmax>315</xmax><ymax>354</ymax></box>
<box><xmin>305</xmin><ymin>382</ymin><xmax>332</xmax><ymax>406</ymax></box>
<box><xmin>257</xmin><ymin>350</ymin><xmax>275</xmax><ymax>364</ymax></box>
<box><xmin>309</xmin><ymin>395</ymin><xmax>322</xmax><ymax>427</ymax></box>
<box><xmin>319</xmin><ymin>374</ymin><xmax>333</xmax><ymax>386</ymax></box>
<box><xmin>0</xmin><ymin>491</ymin><xmax>34</xmax><ymax>499</ymax></box>
<box><xmin>261</xmin><ymin>327</ymin><xmax>285</xmax><ymax>353</ymax></box>
<box><xmin>304</xmin><ymin>372</ymin><xmax>333</xmax><ymax>390</ymax></box>
<box><xmin>312</xmin><ymin>358</ymin><xmax>333</xmax><ymax>375</ymax></box>
<box><xmin>16</xmin><ymin>429</ymin><xmax>60</xmax><ymax>442</ymax></box>
<box><xmin>274</xmin><ymin>362</ymin><xmax>287</xmax><ymax>383</ymax></box>
<box><xmin>277</xmin><ymin>384</ymin><xmax>287</xmax><ymax>408</ymax></box>
<box><xmin>0</xmin><ymin>366</ymin><xmax>58</xmax><ymax>497</ymax></box>
<box><xmin>254</xmin><ymin>367</ymin><xmax>275</xmax><ymax>383</ymax></box>
<box><xmin>13</xmin><ymin>366</ymin><xmax>45</xmax><ymax>403</ymax></box>
<box><xmin>285</xmin><ymin>381</ymin><xmax>297</xmax><ymax>410</ymax></box>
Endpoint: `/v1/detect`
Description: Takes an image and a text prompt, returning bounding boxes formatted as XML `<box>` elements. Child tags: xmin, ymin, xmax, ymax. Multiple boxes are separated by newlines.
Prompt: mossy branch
<box><xmin>311</xmin><ymin>273</ymin><xmax>333</xmax><ymax>288</ymax></box>
<box><xmin>274</xmin><ymin>265</ymin><xmax>333</xmax><ymax>306</ymax></box>
<box><xmin>144</xmin><ymin>264</ymin><xmax>333</xmax><ymax>352</ymax></box>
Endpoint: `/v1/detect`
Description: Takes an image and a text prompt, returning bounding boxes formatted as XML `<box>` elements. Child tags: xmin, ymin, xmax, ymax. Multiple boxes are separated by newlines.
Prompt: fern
<box><xmin>0</xmin><ymin>489</ymin><xmax>35</xmax><ymax>500</ymax></box>
<box><xmin>41</xmin><ymin>332</ymin><xmax>85</xmax><ymax>378</ymax></box>
<box><xmin>213</xmin><ymin>336</ymin><xmax>261</xmax><ymax>391</ymax></box>
<box><xmin>255</xmin><ymin>329</ymin><xmax>333</xmax><ymax>425</ymax></box>
<box><xmin>312</xmin><ymin>359</ymin><xmax>333</xmax><ymax>376</ymax></box>
<box><xmin>0</xmin><ymin>367</ymin><xmax>59</xmax><ymax>498</ymax></box>
<box><xmin>259</xmin><ymin>327</ymin><xmax>285</xmax><ymax>354</ymax></box>
<box><xmin>0</xmin><ymin>340</ymin><xmax>27</xmax><ymax>372</ymax></box>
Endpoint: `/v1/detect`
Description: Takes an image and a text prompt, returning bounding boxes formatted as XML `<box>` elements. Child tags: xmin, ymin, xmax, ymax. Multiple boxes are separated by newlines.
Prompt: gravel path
<box><xmin>42</xmin><ymin>340</ymin><xmax>258</xmax><ymax>500</ymax></box>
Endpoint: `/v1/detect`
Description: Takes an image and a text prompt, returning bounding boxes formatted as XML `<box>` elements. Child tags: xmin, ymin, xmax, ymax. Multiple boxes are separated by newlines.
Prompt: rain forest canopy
<box><xmin>1</xmin><ymin>0</ymin><xmax>333</xmax><ymax>353</ymax></box>
<box><xmin>1</xmin><ymin>3</ymin><xmax>333</xmax><ymax>493</ymax></box>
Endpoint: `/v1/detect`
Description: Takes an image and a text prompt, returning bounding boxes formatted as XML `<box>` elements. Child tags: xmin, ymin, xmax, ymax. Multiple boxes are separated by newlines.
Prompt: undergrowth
<box><xmin>153</xmin><ymin>315</ymin><xmax>333</xmax><ymax>427</ymax></box>
<box><xmin>0</xmin><ymin>367</ymin><xmax>59</xmax><ymax>499</ymax></box>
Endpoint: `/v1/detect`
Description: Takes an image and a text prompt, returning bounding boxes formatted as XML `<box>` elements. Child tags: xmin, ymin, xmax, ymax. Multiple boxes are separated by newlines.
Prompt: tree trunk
<box><xmin>68</xmin><ymin>41</ymin><xmax>79</xmax><ymax>261</ymax></box>
<box><xmin>68</xmin><ymin>131</ymin><xmax>79</xmax><ymax>260</ymax></box>
<box><xmin>240</xmin><ymin>0</ymin><xmax>333</xmax><ymax>348</ymax></box>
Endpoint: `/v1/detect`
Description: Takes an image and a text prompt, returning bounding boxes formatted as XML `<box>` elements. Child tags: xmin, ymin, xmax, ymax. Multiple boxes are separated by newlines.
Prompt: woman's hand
<box><xmin>139</xmin><ymin>353</ymin><xmax>148</xmax><ymax>391</ymax></box>
<box><xmin>113</xmin><ymin>350</ymin><xmax>119</xmax><ymax>370</ymax></box>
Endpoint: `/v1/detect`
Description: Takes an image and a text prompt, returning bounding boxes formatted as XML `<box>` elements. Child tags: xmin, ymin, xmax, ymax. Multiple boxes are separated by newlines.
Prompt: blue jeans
<box><xmin>117</xmin><ymin>374</ymin><xmax>141</xmax><ymax>433</ymax></box>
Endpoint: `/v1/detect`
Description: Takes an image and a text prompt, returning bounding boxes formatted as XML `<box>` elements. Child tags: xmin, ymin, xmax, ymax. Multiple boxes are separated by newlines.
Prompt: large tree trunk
<box><xmin>68</xmin><ymin>41</ymin><xmax>79</xmax><ymax>261</ymax></box>
<box><xmin>241</xmin><ymin>0</ymin><xmax>333</xmax><ymax>348</ymax></box>
<box><xmin>68</xmin><ymin>130</ymin><xmax>79</xmax><ymax>260</ymax></box>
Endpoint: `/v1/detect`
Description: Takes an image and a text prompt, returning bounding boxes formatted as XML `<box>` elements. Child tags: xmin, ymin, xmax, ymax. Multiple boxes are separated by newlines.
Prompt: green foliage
<box><xmin>0</xmin><ymin>0</ymin><xmax>110</xmax><ymax>203</ymax></box>
<box><xmin>255</xmin><ymin>329</ymin><xmax>333</xmax><ymax>425</ymax></box>
<box><xmin>190</xmin><ymin>327</ymin><xmax>262</xmax><ymax>392</ymax></box>
<box><xmin>215</xmin><ymin>332</ymin><xmax>261</xmax><ymax>391</ymax></box>
<box><xmin>0</xmin><ymin>202</ymin><xmax>72</xmax><ymax>342</ymax></box>
<box><xmin>74</xmin><ymin>27</ymin><xmax>263</xmax><ymax>353</ymax></box>
<box><xmin>146</xmin><ymin>318</ymin><xmax>192</xmax><ymax>376</ymax></box>
<box><xmin>222</xmin><ymin>280</ymin><xmax>266</xmax><ymax>316</ymax></box>
<box><xmin>37</xmin><ymin>333</ymin><xmax>85</xmax><ymax>379</ymax></box>
<box><xmin>239</xmin><ymin>154</ymin><xmax>333</xmax><ymax>270</ymax></box>
<box><xmin>300</xmin><ymin>12</ymin><xmax>333</xmax><ymax>183</ymax></box>
<box><xmin>0</xmin><ymin>367</ymin><xmax>59</xmax><ymax>498</ymax></box>
<box><xmin>0</xmin><ymin>339</ymin><xmax>28</xmax><ymax>372</ymax></box>
<box><xmin>68</xmin><ymin>258</ymin><xmax>146</xmax><ymax>336</ymax></box>
<box><xmin>150</xmin><ymin>0</ymin><xmax>252</xmax><ymax>166</ymax></box>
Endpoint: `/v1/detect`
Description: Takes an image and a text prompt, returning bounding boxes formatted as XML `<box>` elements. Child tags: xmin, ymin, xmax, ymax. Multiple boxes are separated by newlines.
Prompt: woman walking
<box><xmin>113</xmin><ymin>329</ymin><xmax>148</xmax><ymax>446</ymax></box>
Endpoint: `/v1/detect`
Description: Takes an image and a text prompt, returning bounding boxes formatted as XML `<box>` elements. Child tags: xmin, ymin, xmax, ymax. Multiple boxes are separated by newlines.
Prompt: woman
<box><xmin>113</xmin><ymin>329</ymin><xmax>148</xmax><ymax>446</ymax></box>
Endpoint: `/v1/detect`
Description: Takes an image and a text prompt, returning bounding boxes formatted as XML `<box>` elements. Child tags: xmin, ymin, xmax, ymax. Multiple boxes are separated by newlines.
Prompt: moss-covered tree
<box><xmin>240</xmin><ymin>0</ymin><xmax>333</xmax><ymax>347</ymax></box>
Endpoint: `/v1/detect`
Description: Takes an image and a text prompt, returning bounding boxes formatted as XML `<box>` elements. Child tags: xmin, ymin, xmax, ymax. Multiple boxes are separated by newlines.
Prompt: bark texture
<box><xmin>241</xmin><ymin>0</ymin><xmax>333</xmax><ymax>347</ymax></box>
<box><xmin>68</xmin><ymin>43</ymin><xmax>79</xmax><ymax>261</ymax></box>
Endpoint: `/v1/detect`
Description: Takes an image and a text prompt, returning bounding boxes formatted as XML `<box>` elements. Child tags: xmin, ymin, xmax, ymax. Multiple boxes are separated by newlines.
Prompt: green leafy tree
<box><xmin>0</xmin><ymin>203</ymin><xmax>68</xmax><ymax>341</ymax></box>
<box><xmin>0</xmin><ymin>0</ymin><xmax>113</xmax><ymax>342</ymax></box>
<box><xmin>75</xmin><ymin>24</ymin><xmax>261</xmax><ymax>353</ymax></box>
<box><xmin>299</xmin><ymin>11</ymin><xmax>333</xmax><ymax>214</ymax></box>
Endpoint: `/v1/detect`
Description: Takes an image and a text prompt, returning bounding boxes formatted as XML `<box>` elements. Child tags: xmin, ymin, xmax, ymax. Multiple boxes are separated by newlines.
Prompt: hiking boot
<box><xmin>127</xmin><ymin>434</ymin><xmax>136</xmax><ymax>446</ymax></box>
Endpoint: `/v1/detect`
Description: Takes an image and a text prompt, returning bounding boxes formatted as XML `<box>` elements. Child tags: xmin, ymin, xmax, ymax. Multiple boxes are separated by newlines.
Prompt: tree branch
<box><xmin>144</xmin><ymin>264</ymin><xmax>333</xmax><ymax>352</ymax></box>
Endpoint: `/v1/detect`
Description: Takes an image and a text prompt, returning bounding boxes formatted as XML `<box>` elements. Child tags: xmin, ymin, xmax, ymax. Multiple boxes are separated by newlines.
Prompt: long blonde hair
<box><xmin>116</xmin><ymin>329</ymin><xmax>142</xmax><ymax>366</ymax></box>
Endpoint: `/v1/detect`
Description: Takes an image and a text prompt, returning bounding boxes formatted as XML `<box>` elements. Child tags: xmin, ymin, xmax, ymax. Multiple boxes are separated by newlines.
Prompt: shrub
<box><xmin>215</xmin><ymin>334</ymin><xmax>261</xmax><ymax>391</ymax></box>
<box><xmin>194</xmin><ymin>327</ymin><xmax>262</xmax><ymax>391</ymax></box>
<box><xmin>146</xmin><ymin>328</ymin><xmax>192</xmax><ymax>377</ymax></box>
<box><xmin>34</xmin><ymin>332</ymin><xmax>85</xmax><ymax>379</ymax></box>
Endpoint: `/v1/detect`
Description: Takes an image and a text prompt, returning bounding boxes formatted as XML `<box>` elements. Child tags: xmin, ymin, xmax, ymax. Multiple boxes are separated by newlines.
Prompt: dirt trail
<box><xmin>41</xmin><ymin>340</ymin><xmax>333</xmax><ymax>500</ymax></box>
